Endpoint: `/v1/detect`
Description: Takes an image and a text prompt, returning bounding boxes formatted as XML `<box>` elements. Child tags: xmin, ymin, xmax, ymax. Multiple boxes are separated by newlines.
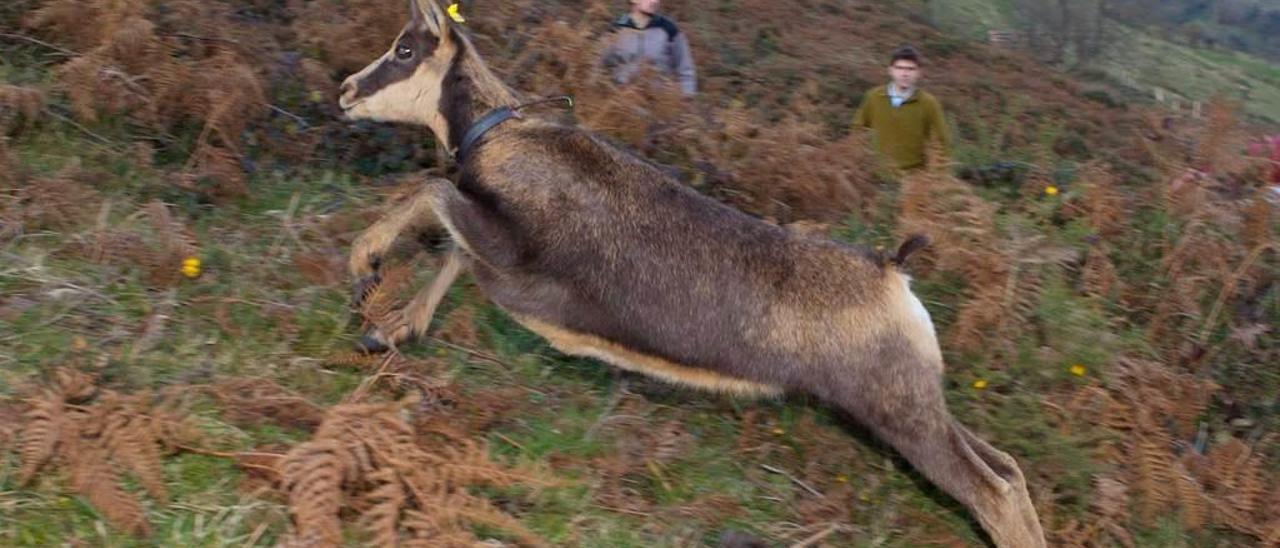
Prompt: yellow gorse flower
<box><xmin>181</xmin><ymin>256</ymin><xmax>201</xmax><ymax>279</ymax></box>
<box><xmin>447</xmin><ymin>3</ymin><xmax>465</xmax><ymax>23</ymax></box>
<box><xmin>1045</xmin><ymin>185</ymin><xmax>1059</xmax><ymax>196</ymax></box>
<box><xmin>1069</xmin><ymin>364</ymin><xmax>1087</xmax><ymax>377</ymax></box>
<box><xmin>972</xmin><ymin>379</ymin><xmax>988</xmax><ymax>390</ymax></box>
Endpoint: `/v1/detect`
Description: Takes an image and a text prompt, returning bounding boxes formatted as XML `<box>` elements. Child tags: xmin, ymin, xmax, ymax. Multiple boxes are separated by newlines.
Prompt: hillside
<box><xmin>1106</xmin><ymin>0</ymin><xmax>1280</xmax><ymax>64</ymax></box>
<box><xmin>1</xmin><ymin>0</ymin><xmax>1277</xmax><ymax>547</ymax></box>
<box><xmin>926</xmin><ymin>0</ymin><xmax>1280</xmax><ymax>126</ymax></box>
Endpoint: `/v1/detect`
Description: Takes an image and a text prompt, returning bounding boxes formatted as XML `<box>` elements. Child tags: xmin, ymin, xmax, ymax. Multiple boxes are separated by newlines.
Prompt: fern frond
<box><xmin>16</xmin><ymin>391</ymin><xmax>64</xmax><ymax>486</ymax></box>
<box><xmin>66</xmin><ymin>437</ymin><xmax>151</xmax><ymax>537</ymax></box>
<box><xmin>1131</xmin><ymin>434</ymin><xmax>1175</xmax><ymax>525</ymax></box>
<box><xmin>359</xmin><ymin>468</ymin><xmax>406</xmax><ymax>547</ymax></box>
<box><xmin>101</xmin><ymin>395</ymin><xmax>168</xmax><ymax>501</ymax></box>
<box><xmin>1174</xmin><ymin>467</ymin><xmax>1208</xmax><ymax>531</ymax></box>
<box><xmin>282</xmin><ymin>439</ymin><xmax>347</xmax><ymax>546</ymax></box>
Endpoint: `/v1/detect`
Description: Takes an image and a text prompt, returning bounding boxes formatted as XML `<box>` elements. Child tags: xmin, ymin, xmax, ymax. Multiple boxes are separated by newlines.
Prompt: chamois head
<box><xmin>338</xmin><ymin>0</ymin><xmax>518</xmax><ymax>151</ymax></box>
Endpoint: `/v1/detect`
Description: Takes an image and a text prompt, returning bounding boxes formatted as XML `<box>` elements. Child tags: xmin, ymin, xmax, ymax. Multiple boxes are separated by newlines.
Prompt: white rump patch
<box><xmin>901</xmin><ymin>275</ymin><xmax>937</xmax><ymax>337</ymax></box>
<box><xmin>896</xmin><ymin>273</ymin><xmax>944</xmax><ymax>369</ymax></box>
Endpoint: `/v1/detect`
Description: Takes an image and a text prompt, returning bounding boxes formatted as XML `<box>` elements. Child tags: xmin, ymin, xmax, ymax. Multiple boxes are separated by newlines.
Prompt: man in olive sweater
<box><xmin>853</xmin><ymin>46</ymin><xmax>951</xmax><ymax>171</ymax></box>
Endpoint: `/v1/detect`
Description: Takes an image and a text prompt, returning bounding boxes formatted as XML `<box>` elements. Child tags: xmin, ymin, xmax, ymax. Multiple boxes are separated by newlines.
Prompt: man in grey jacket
<box><xmin>601</xmin><ymin>0</ymin><xmax>698</xmax><ymax>97</ymax></box>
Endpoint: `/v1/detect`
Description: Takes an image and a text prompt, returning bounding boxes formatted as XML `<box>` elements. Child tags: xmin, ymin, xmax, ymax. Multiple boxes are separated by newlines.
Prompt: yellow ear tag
<box><xmin>447</xmin><ymin>3</ymin><xmax>466</xmax><ymax>23</ymax></box>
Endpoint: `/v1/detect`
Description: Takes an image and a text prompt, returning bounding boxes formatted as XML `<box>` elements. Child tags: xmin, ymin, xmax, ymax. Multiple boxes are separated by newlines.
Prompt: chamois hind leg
<box><xmin>826</xmin><ymin>366</ymin><xmax>1046</xmax><ymax>548</ymax></box>
<box><xmin>358</xmin><ymin>244</ymin><xmax>466</xmax><ymax>353</ymax></box>
<box><xmin>954</xmin><ymin>420</ymin><xmax>1046</xmax><ymax>546</ymax></box>
<box><xmin>349</xmin><ymin>178</ymin><xmax>451</xmax><ymax>307</ymax></box>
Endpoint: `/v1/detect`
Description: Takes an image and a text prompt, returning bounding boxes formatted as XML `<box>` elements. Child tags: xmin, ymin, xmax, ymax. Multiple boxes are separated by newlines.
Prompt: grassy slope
<box><xmin>1094</xmin><ymin>24</ymin><xmax>1280</xmax><ymax>125</ymax></box>
<box><xmin>0</xmin><ymin>139</ymin><xmax>998</xmax><ymax>546</ymax></box>
<box><xmin>925</xmin><ymin>0</ymin><xmax>1016</xmax><ymax>41</ymax></box>
<box><xmin>1</xmin><ymin>136</ymin><xmax>1246</xmax><ymax>547</ymax></box>
<box><xmin>1</xmin><ymin>1</ymin><xmax>1275</xmax><ymax>547</ymax></box>
<box><xmin>930</xmin><ymin>0</ymin><xmax>1280</xmax><ymax>125</ymax></box>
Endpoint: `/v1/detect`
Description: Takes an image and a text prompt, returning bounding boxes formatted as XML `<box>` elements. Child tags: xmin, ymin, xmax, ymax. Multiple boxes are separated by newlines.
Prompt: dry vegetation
<box><xmin>274</xmin><ymin>397</ymin><xmax>552</xmax><ymax>547</ymax></box>
<box><xmin>1</xmin><ymin>0</ymin><xmax>1277</xmax><ymax>546</ymax></box>
<box><xmin>12</xmin><ymin>368</ymin><xmax>201</xmax><ymax>537</ymax></box>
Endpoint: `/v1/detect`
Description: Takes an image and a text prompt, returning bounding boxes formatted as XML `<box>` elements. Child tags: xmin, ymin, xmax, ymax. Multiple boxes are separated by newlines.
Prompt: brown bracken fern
<box><xmin>271</xmin><ymin>400</ymin><xmax>551</xmax><ymax>547</ymax></box>
<box><xmin>8</xmin><ymin>368</ymin><xmax>202</xmax><ymax>536</ymax></box>
<box><xmin>281</xmin><ymin>438</ymin><xmax>347</xmax><ymax>546</ymax></box>
<box><xmin>16</xmin><ymin>392</ymin><xmax>65</xmax><ymax>486</ymax></box>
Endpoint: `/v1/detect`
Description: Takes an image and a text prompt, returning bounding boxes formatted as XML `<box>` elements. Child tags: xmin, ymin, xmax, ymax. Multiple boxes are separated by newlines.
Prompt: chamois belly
<box><xmin>465</xmin><ymin>261</ymin><xmax>786</xmax><ymax>395</ymax></box>
<box><xmin>512</xmin><ymin>314</ymin><xmax>783</xmax><ymax>397</ymax></box>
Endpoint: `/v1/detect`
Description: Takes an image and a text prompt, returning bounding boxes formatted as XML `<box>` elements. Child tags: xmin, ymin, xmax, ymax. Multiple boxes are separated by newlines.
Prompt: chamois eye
<box><xmin>395</xmin><ymin>43</ymin><xmax>413</xmax><ymax>60</ymax></box>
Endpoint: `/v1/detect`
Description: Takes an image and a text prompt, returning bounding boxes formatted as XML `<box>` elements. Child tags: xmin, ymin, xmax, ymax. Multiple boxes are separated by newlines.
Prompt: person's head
<box><xmin>888</xmin><ymin>46</ymin><xmax>922</xmax><ymax>91</ymax></box>
<box><xmin>630</xmin><ymin>0</ymin><xmax>661</xmax><ymax>16</ymax></box>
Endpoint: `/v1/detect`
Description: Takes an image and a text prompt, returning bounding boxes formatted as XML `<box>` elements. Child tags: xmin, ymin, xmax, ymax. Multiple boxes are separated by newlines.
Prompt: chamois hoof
<box><xmin>356</xmin><ymin>333</ymin><xmax>390</xmax><ymax>354</ymax></box>
<box><xmin>350</xmin><ymin>273</ymin><xmax>382</xmax><ymax>310</ymax></box>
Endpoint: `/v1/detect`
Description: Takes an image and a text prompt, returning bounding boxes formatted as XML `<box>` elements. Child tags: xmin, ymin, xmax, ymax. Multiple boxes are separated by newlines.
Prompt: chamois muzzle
<box><xmin>337</xmin><ymin>78</ymin><xmax>360</xmax><ymax>112</ymax></box>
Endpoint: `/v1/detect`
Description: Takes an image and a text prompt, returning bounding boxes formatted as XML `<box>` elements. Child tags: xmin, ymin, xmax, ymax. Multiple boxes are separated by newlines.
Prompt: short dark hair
<box><xmin>890</xmin><ymin>45</ymin><xmax>922</xmax><ymax>66</ymax></box>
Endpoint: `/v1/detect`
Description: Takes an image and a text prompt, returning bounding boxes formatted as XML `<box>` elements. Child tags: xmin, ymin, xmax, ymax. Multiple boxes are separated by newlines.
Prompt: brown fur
<box><xmin>338</xmin><ymin>1</ymin><xmax>1046</xmax><ymax>546</ymax></box>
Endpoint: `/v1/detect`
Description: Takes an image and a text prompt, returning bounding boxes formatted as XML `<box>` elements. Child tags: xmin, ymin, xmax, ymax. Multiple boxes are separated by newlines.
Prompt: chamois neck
<box><xmin>439</xmin><ymin>33</ymin><xmax>521</xmax><ymax>154</ymax></box>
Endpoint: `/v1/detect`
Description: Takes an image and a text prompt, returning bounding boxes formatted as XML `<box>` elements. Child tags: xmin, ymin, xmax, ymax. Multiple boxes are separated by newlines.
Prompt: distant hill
<box><xmin>1108</xmin><ymin>0</ymin><xmax>1280</xmax><ymax>63</ymax></box>
<box><xmin>922</xmin><ymin>0</ymin><xmax>1280</xmax><ymax>126</ymax></box>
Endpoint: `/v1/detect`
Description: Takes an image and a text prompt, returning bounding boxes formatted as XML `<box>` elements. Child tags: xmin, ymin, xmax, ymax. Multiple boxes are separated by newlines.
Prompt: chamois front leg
<box><xmin>356</xmin><ymin>177</ymin><xmax>516</xmax><ymax>353</ymax></box>
<box><xmin>358</xmin><ymin>244</ymin><xmax>466</xmax><ymax>353</ymax></box>
<box><xmin>349</xmin><ymin>178</ymin><xmax>450</xmax><ymax>308</ymax></box>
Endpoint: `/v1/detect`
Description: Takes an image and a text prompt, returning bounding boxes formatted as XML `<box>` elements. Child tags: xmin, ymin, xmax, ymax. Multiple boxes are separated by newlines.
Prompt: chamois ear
<box><xmin>408</xmin><ymin>0</ymin><xmax>424</xmax><ymax>26</ymax></box>
<box><xmin>410</xmin><ymin>0</ymin><xmax>452</xmax><ymax>37</ymax></box>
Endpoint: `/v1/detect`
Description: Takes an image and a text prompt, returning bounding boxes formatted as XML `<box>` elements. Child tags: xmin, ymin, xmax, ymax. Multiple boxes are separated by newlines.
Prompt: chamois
<box><xmin>338</xmin><ymin>1</ymin><xmax>1047</xmax><ymax>546</ymax></box>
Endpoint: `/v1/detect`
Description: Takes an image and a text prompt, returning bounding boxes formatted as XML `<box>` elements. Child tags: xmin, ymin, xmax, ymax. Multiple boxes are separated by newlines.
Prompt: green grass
<box><xmin>1094</xmin><ymin>24</ymin><xmax>1280</xmax><ymax>124</ymax></box>
<box><xmin>1197</xmin><ymin>47</ymin><xmax>1280</xmax><ymax>89</ymax></box>
<box><xmin>2</xmin><ymin>444</ymin><xmax>288</xmax><ymax>547</ymax></box>
<box><xmin>924</xmin><ymin>0</ymin><xmax>1016</xmax><ymax>40</ymax></box>
<box><xmin>3</xmin><ymin>10</ymin><xmax>1272</xmax><ymax>543</ymax></box>
<box><xmin>3</xmin><ymin>111</ymin><xmax>1258</xmax><ymax>545</ymax></box>
<box><xmin>925</xmin><ymin>0</ymin><xmax>1280</xmax><ymax>125</ymax></box>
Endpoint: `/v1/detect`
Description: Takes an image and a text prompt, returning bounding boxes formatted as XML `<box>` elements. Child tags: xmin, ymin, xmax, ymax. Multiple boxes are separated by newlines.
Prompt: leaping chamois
<box><xmin>337</xmin><ymin>1</ymin><xmax>1046</xmax><ymax>545</ymax></box>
